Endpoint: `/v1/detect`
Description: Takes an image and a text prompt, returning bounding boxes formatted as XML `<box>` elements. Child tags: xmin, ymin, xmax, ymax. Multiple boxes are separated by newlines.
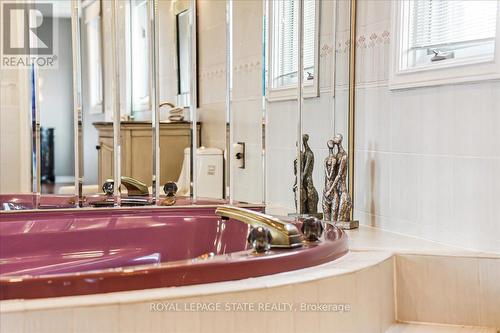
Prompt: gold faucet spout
<box><xmin>159</xmin><ymin>101</ymin><xmax>176</xmax><ymax>109</ymax></box>
<box><xmin>215</xmin><ymin>206</ymin><xmax>303</xmax><ymax>248</ymax></box>
<box><xmin>120</xmin><ymin>176</ymin><xmax>149</xmax><ymax>196</ymax></box>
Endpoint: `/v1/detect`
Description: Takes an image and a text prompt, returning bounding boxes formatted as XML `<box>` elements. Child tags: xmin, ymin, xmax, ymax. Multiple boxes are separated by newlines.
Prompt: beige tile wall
<box><xmin>396</xmin><ymin>254</ymin><xmax>500</xmax><ymax>328</ymax></box>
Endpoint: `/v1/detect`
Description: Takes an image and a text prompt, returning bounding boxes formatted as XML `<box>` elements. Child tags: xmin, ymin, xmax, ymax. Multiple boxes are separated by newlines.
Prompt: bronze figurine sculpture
<box><xmin>322</xmin><ymin>139</ymin><xmax>337</xmax><ymax>221</ymax></box>
<box><xmin>332</xmin><ymin>134</ymin><xmax>351</xmax><ymax>221</ymax></box>
<box><xmin>322</xmin><ymin>134</ymin><xmax>358</xmax><ymax>229</ymax></box>
<box><xmin>293</xmin><ymin>134</ymin><xmax>319</xmax><ymax>215</ymax></box>
<box><xmin>293</xmin><ymin>149</ymin><xmax>307</xmax><ymax>212</ymax></box>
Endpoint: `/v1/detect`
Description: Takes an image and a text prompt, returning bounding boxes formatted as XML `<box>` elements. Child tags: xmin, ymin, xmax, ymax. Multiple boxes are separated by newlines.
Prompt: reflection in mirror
<box><xmin>230</xmin><ymin>0</ymin><xmax>265</xmax><ymax>204</ymax></box>
<box><xmin>79</xmin><ymin>0</ymin><xmax>108</xmax><ymax>200</ymax></box>
<box><xmin>267</xmin><ymin>0</ymin><xmax>319</xmax><ymax>99</ymax></box>
<box><xmin>130</xmin><ymin>0</ymin><xmax>150</xmax><ymax>120</ymax></box>
<box><xmin>333</xmin><ymin>0</ymin><xmax>351</xmax><ymax>144</ymax></box>
<box><xmin>157</xmin><ymin>0</ymin><xmax>201</xmax><ymax>201</ymax></box>
<box><xmin>0</xmin><ymin>17</ymin><xmax>32</xmax><ymax>208</ymax></box>
<box><xmin>264</xmin><ymin>0</ymin><xmax>352</xmax><ymax>216</ymax></box>
<box><xmin>333</xmin><ymin>0</ymin><xmax>354</xmax><ymax>221</ymax></box>
<box><xmin>90</xmin><ymin>0</ymin><xmax>155</xmax><ymax>206</ymax></box>
<box><xmin>195</xmin><ymin>0</ymin><xmax>226</xmax><ymax>201</ymax></box>
<box><xmin>85</xmin><ymin>0</ymin><xmax>200</xmax><ymax>205</ymax></box>
<box><xmin>176</xmin><ymin>8</ymin><xmax>190</xmax><ymax>107</ymax></box>
<box><xmin>299</xmin><ymin>0</ymin><xmax>335</xmax><ymax>217</ymax></box>
<box><xmin>0</xmin><ymin>0</ymin><xmax>352</xmax><ymax>211</ymax></box>
<box><xmin>264</xmin><ymin>0</ymin><xmax>307</xmax><ymax>213</ymax></box>
<box><xmin>37</xmin><ymin>2</ymin><xmax>75</xmax><ymax>200</ymax></box>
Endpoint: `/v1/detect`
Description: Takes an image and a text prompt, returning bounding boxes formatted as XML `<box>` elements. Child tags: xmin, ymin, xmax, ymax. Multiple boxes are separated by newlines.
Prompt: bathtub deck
<box><xmin>1</xmin><ymin>225</ymin><xmax>499</xmax><ymax>333</ymax></box>
<box><xmin>386</xmin><ymin>323</ymin><xmax>497</xmax><ymax>333</ymax></box>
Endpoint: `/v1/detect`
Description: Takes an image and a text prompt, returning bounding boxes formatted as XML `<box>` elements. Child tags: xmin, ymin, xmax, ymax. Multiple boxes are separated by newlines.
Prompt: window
<box><xmin>130</xmin><ymin>0</ymin><xmax>150</xmax><ymax>113</ymax></box>
<box><xmin>268</xmin><ymin>0</ymin><xmax>319</xmax><ymax>101</ymax></box>
<box><xmin>409</xmin><ymin>1</ymin><xmax>497</xmax><ymax>68</ymax></box>
<box><xmin>390</xmin><ymin>0</ymin><xmax>500</xmax><ymax>89</ymax></box>
<box><xmin>176</xmin><ymin>10</ymin><xmax>190</xmax><ymax>103</ymax></box>
<box><xmin>83</xmin><ymin>0</ymin><xmax>103</xmax><ymax>114</ymax></box>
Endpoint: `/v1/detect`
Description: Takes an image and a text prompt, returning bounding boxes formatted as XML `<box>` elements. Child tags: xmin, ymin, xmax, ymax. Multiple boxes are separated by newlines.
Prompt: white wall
<box><xmin>0</xmin><ymin>4</ymin><xmax>32</xmax><ymax>194</ymax></box>
<box><xmin>0</xmin><ymin>68</ymin><xmax>31</xmax><ymax>193</ymax></box>
<box><xmin>353</xmin><ymin>0</ymin><xmax>500</xmax><ymax>253</ymax></box>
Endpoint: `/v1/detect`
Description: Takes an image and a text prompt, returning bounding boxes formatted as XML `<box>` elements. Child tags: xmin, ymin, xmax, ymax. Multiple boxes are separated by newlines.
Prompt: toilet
<box><xmin>176</xmin><ymin>147</ymin><xmax>224</xmax><ymax>199</ymax></box>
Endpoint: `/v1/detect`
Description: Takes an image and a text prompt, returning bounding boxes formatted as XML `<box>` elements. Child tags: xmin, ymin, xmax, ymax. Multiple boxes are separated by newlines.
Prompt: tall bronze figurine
<box><xmin>331</xmin><ymin>134</ymin><xmax>351</xmax><ymax>221</ymax></box>
<box><xmin>293</xmin><ymin>134</ymin><xmax>319</xmax><ymax>215</ymax></box>
<box><xmin>322</xmin><ymin>139</ymin><xmax>337</xmax><ymax>221</ymax></box>
<box><xmin>322</xmin><ymin>134</ymin><xmax>358</xmax><ymax>229</ymax></box>
<box><xmin>293</xmin><ymin>150</ymin><xmax>307</xmax><ymax>212</ymax></box>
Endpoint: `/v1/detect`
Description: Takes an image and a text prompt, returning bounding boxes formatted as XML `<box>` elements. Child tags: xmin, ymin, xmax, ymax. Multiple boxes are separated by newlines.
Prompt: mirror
<box><xmin>86</xmin><ymin>0</ymin><xmax>199</xmax><ymax>204</ymax></box>
<box><xmin>263</xmin><ymin>0</ymin><xmax>354</xmax><ymax>216</ymax></box>
<box><xmin>37</xmin><ymin>1</ymin><xmax>76</xmax><ymax>198</ymax></box>
<box><xmin>229</xmin><ymin>0</ymin><xmax>265</xmax><ymax>204</ymax></box>
<box><xmin>176</xmin><ymin>7</ymin><xmax>191</xmax><ymax>107</ymax></box>
<box><xmin>79</xmin><ymin>0</ymin><xmax>105</xmax><ymax>200</ymax></box>
<box><xmin>0</xmin><ymin>0</ymin><xmax>353</xmax><ymax>211</ymax></box>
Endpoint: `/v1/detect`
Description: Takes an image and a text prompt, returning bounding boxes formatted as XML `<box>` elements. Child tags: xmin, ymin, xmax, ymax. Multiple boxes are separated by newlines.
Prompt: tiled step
<box><xmin>396</xmin><ymin>254</ymin><xmax>500</xmax><ymax>328</ymax></box>
<box><xmin>386</xmin><ymin>322</ymin><xmax>497</xmax><ymax>333</ymax></box>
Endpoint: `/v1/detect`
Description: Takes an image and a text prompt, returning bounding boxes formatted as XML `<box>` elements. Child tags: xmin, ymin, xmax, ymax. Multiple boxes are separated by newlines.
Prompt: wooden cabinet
<box><xmin>94</xmin><ymin>121</ymin><xmax>201</xmax><ymax>187</ymax></box>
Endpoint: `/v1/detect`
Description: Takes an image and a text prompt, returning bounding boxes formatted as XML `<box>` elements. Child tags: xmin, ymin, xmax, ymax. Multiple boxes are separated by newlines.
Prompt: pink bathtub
<box><xmin>0</xmin><ymin>204</ymin><xmax>348</xmax><ymax>300</ymax></box>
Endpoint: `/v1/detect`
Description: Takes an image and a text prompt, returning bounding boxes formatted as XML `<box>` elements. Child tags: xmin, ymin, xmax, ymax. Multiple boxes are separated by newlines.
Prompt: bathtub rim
<box><xmin>0</xmin><ymin>235</ymin><xmax>349</xmax><ymax>300</ymax></box>
<box><xmin>0</xmin><ymin>200</ymin><xmax>265</xmax><ymax>215</ymax></box>
<box><xmin>0</xmin><ymin>212</ymin><xmax>349</xmax><ymax>301</ymax></box>
<box><xmin>0</xmin><ymin>250</ymin><xmax>396</xmax><ymax>315</ymax></box>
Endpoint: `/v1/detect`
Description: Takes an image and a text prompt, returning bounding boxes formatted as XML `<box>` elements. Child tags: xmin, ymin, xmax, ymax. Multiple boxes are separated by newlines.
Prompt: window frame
<box><xmin>389</xmin><ymin>0</ymin><xmax>500</xmax><ymax>90</ymax></box>
<box><xmin>83</xmin><ymin>0</ymin><xmax>104</xmax><ymax>114</ymax></box>
<box><xmin>128</xmin><ymin>0</ymin><xmax>150</xmax><ymax>113</ymax></box>
<box><xmin>267</xmin><ymin>0</ymin><xmax>320</xmax><ymax>102</ymax></box>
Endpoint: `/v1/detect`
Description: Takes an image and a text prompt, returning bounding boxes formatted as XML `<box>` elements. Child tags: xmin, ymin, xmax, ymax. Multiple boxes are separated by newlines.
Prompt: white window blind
<box><xmin>408</xmin><ymin>0</ymin><xmax>498</xmax><ymax>66</ymax></box>
<box><xmin>273</xmin><ymin>0</ymin><xmax>316</xmax><ymax>88</ymax></box>
<box><xmin>130</xmin><ymin>0</ymin><xmax>150</xmax><ymax>112</ymax></box>
<box><xmin>390</xmin><ymin>0</ymin><xmax>500</xmax><ymax>89</ymax></box>
<box><xmin>84</xmin><ymin>0</ymin><xmax>103</xmax><ymax>114</ymax></box>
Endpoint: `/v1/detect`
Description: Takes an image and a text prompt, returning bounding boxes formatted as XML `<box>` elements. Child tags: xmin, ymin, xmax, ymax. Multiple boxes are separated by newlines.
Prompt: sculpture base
<box><xmin>288</xmin><ymin>213</ymin><xmax>324</xmax><ymax>220</ymax></box>
<box><xmin>334</xmin><ymin>220</ymin><xmax>359</xmax><ymax>230</ymax></box>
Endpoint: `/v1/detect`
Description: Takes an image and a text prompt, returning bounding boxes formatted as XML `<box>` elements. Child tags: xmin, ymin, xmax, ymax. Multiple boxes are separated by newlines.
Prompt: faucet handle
<box><xmin>301</xmin><ymin>217</ymin><xmax>324</xmax><ymax>242</ymax></box>
<box><xmin>102</xmin><ymin>179</ymin><xmax>114</xmax><ymax>196</ymax></box>
<box><xmin>102</xmin><ymin>177</ymin><xmax>149</xmax><ymax>197</ymax></box>
<box><xmin>247</xmin><ymin>226</ymin><xmax>273</xmax><ymax>253</ymax></box>
<box><xmin>163</xmin><ymin>181</ymin><xmax>178</xmax><ymax>197</ymax></box>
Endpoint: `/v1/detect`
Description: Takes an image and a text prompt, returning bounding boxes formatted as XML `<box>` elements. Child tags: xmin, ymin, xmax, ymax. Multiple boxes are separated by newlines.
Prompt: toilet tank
<box><xmin>179</xmin><ymin>147</ymin><xmax>224</xmax><ymax>199</ymax></box>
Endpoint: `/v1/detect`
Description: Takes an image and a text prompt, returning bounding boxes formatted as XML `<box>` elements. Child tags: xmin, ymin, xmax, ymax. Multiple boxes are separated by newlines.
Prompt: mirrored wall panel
<box><xmin>78</xmin><ymin>0</ymin><xmax>113</xmax><ymax>203</ymax></box>
<box><xmin>38</xmin><ymin>2</ymin><xmax>76</xmax><ymax>199</ymax></box>
<box><xmin>0</xmin><ymin>0</ymin><xmax>353</xmax><ymax>211</ymax></box>
<box><xmin>263</xmin><ymin>0</ymin><xmax>354</xmax><ymax>216</ymax></box>
<box><xmin>230</xmin><ymin>0</ymin><xmax>265</xmax><ymax>204</ymax></box>
<box><xmin>195</xmin><ymin>0</ymin><xmax>227</xmax><ymax>201</ymax></box>
<box><xmin>299</xmin><ymin>0</ymin><xmax>336</xmax><ymax>218</ymax></box>
<box><xmin>156</xmin><ymin>0</ymin><xmax>201</xmax><ymax>200</ymax></box>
